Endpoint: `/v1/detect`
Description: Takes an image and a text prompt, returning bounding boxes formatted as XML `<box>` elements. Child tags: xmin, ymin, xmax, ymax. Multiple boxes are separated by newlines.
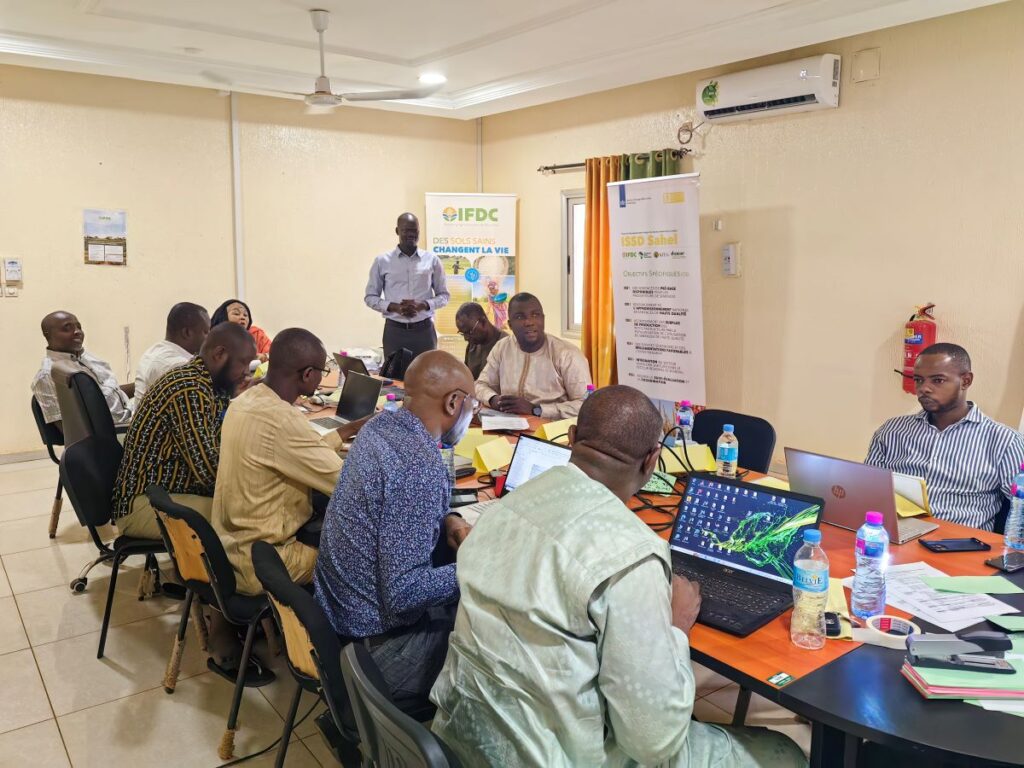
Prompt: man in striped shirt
<box><xmin>112</xmin><ymin>322</ymin><xmax>256</xmax><ymax>540</ymax></box>
<box><xmin>866</xmin><ymin>343</ymin><xmax>1024</xmax><ymax>530</ymax></box>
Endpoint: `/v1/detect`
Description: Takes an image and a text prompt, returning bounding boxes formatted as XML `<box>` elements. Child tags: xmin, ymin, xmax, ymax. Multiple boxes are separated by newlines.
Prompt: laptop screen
<box><xmin>670</xmin><ymin>475</ymin><xmax>823</xmax><ymax>585</ymax></box>
<box><xmin>334</xmin><ymin>354</ymin><xmax>370</xmax><ymax>377</ymax></box>
<box><xmin>336</xmin><ymin>372</ymin><xmax>381</xmax><ymax>421</ymax></box>
<box><xmin>503</xmin><ymin>435</ymin><xmax>572</xmax><ymax>494</ymax></box>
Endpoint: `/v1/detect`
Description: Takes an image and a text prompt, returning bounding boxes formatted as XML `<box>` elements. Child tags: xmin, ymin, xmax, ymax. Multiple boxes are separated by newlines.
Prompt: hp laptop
<box><xmin>455</xmin><ymin>435</ymin><xmax>572</xmax><ymax>522</ymax></box>
<box><xmin>310</xmin><ymin>372</ymin><xmax>382</xmax><ymax>435</ymax></box>
<box><xmin>785</xmin><ymin>447</ymin><xmax>939</xmax><ymax>545</ymax></box>
<box><xmin>333</xmin><ymin>353</ymin><xmax>403</xmax><ymax>398</ymax></box>
<box><xmin>670</xmin><ymin>474</ymin><xmax>824</xmax><ymax>637</ymax></box>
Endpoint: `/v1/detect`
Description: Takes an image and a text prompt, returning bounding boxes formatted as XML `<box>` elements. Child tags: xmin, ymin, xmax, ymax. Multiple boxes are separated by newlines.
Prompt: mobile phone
<box><xmin>986</xmin><ymin>551</ymin><xmax>1024</xmax><ymax>573</ymax></box>
<box><xmin>919</xmin><ymin>537</ymin><xmax>992</xmax><ymax>553</ymax></box>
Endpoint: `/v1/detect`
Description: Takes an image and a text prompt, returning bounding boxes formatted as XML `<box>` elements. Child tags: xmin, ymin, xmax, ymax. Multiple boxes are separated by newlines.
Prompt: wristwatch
<box><xmin>531</xmin><ymin>404</ymin><xmax>542</xmax><ymax>417</ymax></box>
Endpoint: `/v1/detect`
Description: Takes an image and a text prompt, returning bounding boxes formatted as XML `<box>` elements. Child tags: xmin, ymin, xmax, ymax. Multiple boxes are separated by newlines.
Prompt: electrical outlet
<box><xmin>4</xmin><ymin>286</ymin><xmax>19</xmax><ymax>297</ymax></box>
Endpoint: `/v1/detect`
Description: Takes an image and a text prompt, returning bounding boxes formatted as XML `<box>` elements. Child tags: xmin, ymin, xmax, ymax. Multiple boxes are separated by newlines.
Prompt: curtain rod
<box><xmin>537</xmin><ymin>148</ymin><xmax>692</xmax><ymax>175</ymax></box>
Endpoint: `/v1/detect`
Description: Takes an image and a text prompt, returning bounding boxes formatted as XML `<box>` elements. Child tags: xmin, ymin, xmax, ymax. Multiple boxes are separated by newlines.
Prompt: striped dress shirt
<box><xmin>865</xmin><ymin>403</ymin><xmax>1024</xmax><ymax>530</ymax></box>
<box><xmin>112</xmin><ymin>357</ymin><xmax>230</xmax><ymax>520</ymax></box>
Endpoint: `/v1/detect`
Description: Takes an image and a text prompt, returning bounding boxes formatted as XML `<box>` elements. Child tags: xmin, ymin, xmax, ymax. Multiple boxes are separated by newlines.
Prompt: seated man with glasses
<box><xmin>213</xmin><ymin>328</ymin><xmax>366</xmax><ymax>600</ymax></box>
<box><xmin>454</xmin><ymin>301</ymin><xmax>506</xmax><ymax>379</ymax></box>
<box><xmin>315</xmin><ymin>350</ymin><xmax>475</xmax><ymax>716</ymax></box>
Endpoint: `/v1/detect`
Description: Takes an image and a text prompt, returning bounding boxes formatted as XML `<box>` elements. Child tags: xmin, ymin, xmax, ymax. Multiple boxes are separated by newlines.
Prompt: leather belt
<box><xmin>385</xmin><ymin>317</ymin><xmax>432</xmax><ymax>331</ymax></box>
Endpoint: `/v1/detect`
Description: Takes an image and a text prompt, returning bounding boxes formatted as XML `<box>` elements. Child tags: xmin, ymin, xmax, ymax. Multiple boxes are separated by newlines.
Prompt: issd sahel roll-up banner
<box><xmin>606</xmin><ymin>174</ymin><xmax>706</xmax><ymax>404</ymax></box>
<box><xmin>425</xmin><ymin>193</ymin><xmax>518</xmax><ymax>336</ymax></box>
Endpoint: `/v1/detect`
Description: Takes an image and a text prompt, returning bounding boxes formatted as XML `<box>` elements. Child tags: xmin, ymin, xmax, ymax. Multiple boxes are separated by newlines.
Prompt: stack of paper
<box><xmin>480</xmin><ymin>415</ymin><xmax>530</xmax><ymax>432</ymax></box>
<box><xmin>902</xmin><ymin>658</ymin><xmax>1024</xmax><ymax>700</ymax></box>
<box><xmin>841</xmin><ymin>562</ymin><xmax>1017</xmax><ymax>632</ymax></box>
<box><xmin>893</xmin><ymin>472</ymin><xmax>930</xmax><ymax>518</ymax></box>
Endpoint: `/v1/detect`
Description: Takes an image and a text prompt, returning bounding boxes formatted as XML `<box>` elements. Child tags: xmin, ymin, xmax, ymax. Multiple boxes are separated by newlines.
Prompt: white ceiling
<box><xmin>0</xmin><ymin>0</ymin><xmax>1008</xmax><ymax>119</ymax></box>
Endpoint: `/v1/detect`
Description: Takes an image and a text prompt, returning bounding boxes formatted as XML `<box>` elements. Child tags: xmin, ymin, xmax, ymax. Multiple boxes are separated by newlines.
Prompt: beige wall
<box><xmin>482</xmin><ymin>0</ymin><xmax>1024</xmax><ymax>465</ymax></box>
<box><xmin>0</xmin><ymin>65</ymin><xmax>236</xmax><ymax>455</ymax></box>
<box><xmin>0</xmin><ymin>67</ymin><xmax>476</xmax><ymax>455</ymax></box>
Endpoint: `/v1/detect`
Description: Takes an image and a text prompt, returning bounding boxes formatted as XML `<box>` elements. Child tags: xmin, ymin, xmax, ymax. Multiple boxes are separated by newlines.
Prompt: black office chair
<box><xmin>51</xmin><ymin>370</ymin><xmax>125</xmax><ymax>446</ymax></box>
<box><xmin>992</xmin><ymin>495</ymin><xmax>1012</xmax><ymax>535</ymax></box>
<box><xmin>252</xmin><ymin>541</ymin><xmax>360</xmax><ymax>768</ymax></box>
<box><xmin>59</xmin><ymin>436</ymin><xmax>166</xmax><ymax>658</ymax></box>
<box><xmin>692</xmin><ymin>409</ymin><xmax>777</xmax><ymax>474</ymax></box>
<box><xmin>146</xmin><ymin>485</ymin><xmax>272</xmax><ymax>761</ymax></box>
<box><xmin>341</xmin><ymin>643</ymin><xmax>460</xmax><ymax>768</ymax></box>
<box><xmin>31</xmin><ymin>397</ymin><xmax>65</xmax><ymax>538</ymax></box>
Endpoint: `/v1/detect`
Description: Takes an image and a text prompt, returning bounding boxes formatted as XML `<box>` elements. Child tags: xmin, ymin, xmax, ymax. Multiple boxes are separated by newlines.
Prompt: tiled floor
<box><xmin>0</xmin><ymin>458</ymin><xmax>810</xmax><ymax>767</ymax></box>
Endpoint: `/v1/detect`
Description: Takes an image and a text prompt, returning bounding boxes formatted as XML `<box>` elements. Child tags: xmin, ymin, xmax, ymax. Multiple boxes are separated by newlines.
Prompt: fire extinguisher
<box><xmin>902</xmin><ymin>303</ymin><xmax>936</xmax><ymax>394</ymax></box>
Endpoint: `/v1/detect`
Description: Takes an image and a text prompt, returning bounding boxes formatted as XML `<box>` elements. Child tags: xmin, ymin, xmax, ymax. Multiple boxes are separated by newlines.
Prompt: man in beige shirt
<box><xmin>213</xmin><ymin>328</ymin><xmax>365</xmax><ymax>597</ymax></box>
<box><xmin>476</xmin><ymin>292</ymin><xmax>593</xmax><ymax>419</ymax></box>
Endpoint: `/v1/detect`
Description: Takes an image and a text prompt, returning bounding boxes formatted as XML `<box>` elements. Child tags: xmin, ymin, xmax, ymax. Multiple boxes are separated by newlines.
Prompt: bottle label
<box><xmin>717</xmin><ymin>445</ymin><xmax>738</xmax><ymax>462</ymax></box>
<box><xmin>856</xmin><ymin>538</ymin><xmax>886</xmax><ymax>558</ymax></box>
<box><xmin>794</xmin><ymin>566</ymin><xmax>829</xmax><ymax>593</ymax></box>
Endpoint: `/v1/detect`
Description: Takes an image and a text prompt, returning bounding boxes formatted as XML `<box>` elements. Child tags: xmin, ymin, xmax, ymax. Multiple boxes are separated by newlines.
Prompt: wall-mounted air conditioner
<box><xmin>696</xmin><ymin>54</ymin><xmax>840</xmax><ymax>123</ymax></box>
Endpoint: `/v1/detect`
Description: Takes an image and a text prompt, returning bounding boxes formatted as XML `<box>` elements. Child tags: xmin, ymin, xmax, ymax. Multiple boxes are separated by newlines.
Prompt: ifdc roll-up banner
<box><xmin>425</xmin><ymin>193</ymin><xmax>518</xmax><ymax>336</ymax></box>
<box><xmin>607</xmin><ymin>173</ymin><xmax>706</xmax><ymax>404</ymax></box>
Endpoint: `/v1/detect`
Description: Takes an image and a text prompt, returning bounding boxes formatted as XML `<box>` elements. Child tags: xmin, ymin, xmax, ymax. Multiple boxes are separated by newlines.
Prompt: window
<box><xmin>561</xmin><ymin>189</ymin><xmax>586</xmax><ymax>337</ymax></box>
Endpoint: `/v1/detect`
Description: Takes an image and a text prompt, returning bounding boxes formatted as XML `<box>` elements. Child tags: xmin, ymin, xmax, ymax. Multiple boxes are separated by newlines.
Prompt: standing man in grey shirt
<box><xmin>365</xmin><ymin>212</ymin><xmax>450</xmax><ymax>361</ymax></box>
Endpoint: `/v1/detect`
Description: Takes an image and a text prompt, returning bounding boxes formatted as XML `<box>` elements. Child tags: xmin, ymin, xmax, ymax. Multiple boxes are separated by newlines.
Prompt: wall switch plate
<box><xmin>722</xmin><ymin>242</ymin><xmax>741</xmax><ymax>276</ymax></box>
<box><xmin>852</xmin><ymin>48</ymin><xmax>881</xmax><ymax>82</ymax></box>
<box><xmin>4</xmin><ymin>286</ymin><xmax>18</xmax><ymax>297</ymax></box>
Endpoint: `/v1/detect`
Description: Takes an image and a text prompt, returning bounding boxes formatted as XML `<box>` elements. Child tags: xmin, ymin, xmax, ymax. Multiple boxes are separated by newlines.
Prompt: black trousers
<box><xmin>382</xmin><ymin>318</ymin><xmax>437</xmax><ymax>360</ymax></box>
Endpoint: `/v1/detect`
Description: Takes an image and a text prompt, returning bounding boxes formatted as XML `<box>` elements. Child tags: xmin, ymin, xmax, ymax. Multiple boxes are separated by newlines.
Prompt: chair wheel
<box><xmin>70</xmin><ymin>578</ymin><xmax>88</xmax><ymax>593</ymax></box>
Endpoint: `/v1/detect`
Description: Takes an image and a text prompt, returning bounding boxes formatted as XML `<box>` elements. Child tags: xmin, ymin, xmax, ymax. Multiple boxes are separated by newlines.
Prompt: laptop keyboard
<box><xmin>672</xmin><ymin>562</ymin><xmax>789</xmax><ymax>629</ymax></box>
<box><xmin>312</xmin><ymin>416</ymin><xmax>343</xmax><ymax>429</ymax></box>
<box><xmin>897</xmin><ymin>516</ymin><xmax>939</xmax><ymax>540</ymax></box>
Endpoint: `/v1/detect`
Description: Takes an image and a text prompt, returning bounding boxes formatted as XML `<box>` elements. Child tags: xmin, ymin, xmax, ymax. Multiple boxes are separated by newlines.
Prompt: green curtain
<box><xmin>621</xmin><ymin>148</ymin><xmax>681</xmax><ymax>180</ymax></box>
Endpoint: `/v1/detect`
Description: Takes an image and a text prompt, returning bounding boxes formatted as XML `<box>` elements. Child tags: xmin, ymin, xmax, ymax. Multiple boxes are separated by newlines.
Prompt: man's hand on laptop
<box><xmin>491</xmin><ymin>395</ymin><xmax>534</xmax><ymax>415</ymax></box>
<box><xmin>671</xmin><ymin>575</ymin><xmax>702</xmax><ymax>635</ymax></box>
<box><xmin>445</xmin><ymin>514</ymin><xmax>472</xmax><ymax>551</ymax></box>
<box><xmin>336</xmin><ymin>414</ymin><xmax>371</xmax><ymax>442</ymax></box>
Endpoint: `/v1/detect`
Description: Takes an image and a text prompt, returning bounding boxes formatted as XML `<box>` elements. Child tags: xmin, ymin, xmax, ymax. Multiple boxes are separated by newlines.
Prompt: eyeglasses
<box><xmin>458</xmin><ymin>318</ymin><xmax>482</xmax><ymax>341</ymax></box>
<box><xmin>453</xmin><ymin>389</ymin><xmax>482</xmax><ymax>414</ymax></box>
<box><xmin>300</xmin><ymin>365</ymin><xmax>330</xmax><ymax>377</ymax></box>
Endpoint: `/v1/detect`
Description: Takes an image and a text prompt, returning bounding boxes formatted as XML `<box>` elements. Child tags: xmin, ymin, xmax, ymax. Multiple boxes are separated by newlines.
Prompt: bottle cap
<box><xmin>865</xmin><ymin>511</ymin><xmax>884</xmax><ymax>526</ymax></box>
<box><xmin>386</xmin><ymin>393</ymin><xmax>396</xmax><ymax>401</ymax></box>
<box><xmin>802</xmin><ymin>528</ymin><xmax>822</xmax><ymax>544</ymax></box>
<box><xmin>723</xmin><ymin>424</ymin><xmax>734</xmax><ymax>433</ymax></box>
<box><xmin>340</xmin><ymin>351</ymin><xmax>348</xmax><ymax>356</ymax></box>
<box><xmin>680</xmin><ymin>400</ymin><xmax>692</xmax><ymax>407</ymax></box>
<box><xmin>586</xmin><ymin>384</ymin><xmax>595</xmax><ymax>392</ymax></box>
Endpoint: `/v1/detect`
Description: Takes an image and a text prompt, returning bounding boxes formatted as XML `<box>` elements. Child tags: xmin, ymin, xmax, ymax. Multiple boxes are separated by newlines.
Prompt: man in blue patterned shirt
<box><xmin>314</xmin><ymin>350</ymin><xmax>475</xmax><ymax>714</ymax></box>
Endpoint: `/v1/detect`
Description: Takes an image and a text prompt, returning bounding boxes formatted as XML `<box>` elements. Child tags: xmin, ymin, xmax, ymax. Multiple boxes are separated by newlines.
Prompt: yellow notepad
<box><xmin>455</xmin><ymin>429</ymin><xmax>515</xmax><ymax>472</ymax></box>
<box><xmin>660</xmin><ymin>443</ymin><xmax>716</xmax><ymax>473</ymax></box>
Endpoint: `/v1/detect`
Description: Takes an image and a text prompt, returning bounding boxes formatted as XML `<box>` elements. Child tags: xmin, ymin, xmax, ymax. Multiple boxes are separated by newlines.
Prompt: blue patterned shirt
<box><xmin>866</xmin><ymin>403</ymin><xmax>1024</xmax><ymax>530</ymax></box>
<box><xmin>314</xmin><ymin>407</ymin><xmax>457</xmax><ymax>637</ymax></box>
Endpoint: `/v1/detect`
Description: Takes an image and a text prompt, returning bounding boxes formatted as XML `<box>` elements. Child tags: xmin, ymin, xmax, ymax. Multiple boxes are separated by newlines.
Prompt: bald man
<box><xmin>214</xmin><ymin>328</ymin><xmax>366</xmax><ymax>598</ymax></box>
<box><xmin>112</xmin><ymin>322</ymin><xmax>256</xmax><ymax>540</ymax></box>
<box><xmin>364</xmin><ymin>212</ymin><xmax>450</xmax><ymax>361</ymax></box>
<box><xmin>315</xmin><ymin>350</ymin><xmax>475</xmax><ymax>715</ymax></box>
<box><xmin>32</xmin><ymin>311</ymin><xmax>133</xmax><ymax>431</ymax></box>
<box><xmin>432</xmin><ymin>386</ymin><xmax>806</xmax><ymax>767</ymax></box>
<box><xmin>133</xmin><ymin>302</ymin><xmax>210</xmax><ymax>405</ymax></box>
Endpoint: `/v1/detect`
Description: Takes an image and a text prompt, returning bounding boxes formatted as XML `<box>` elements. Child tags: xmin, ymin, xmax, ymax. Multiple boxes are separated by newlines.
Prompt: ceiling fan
<box><xmin>297</xmin><ymin>8</ymin><xmax>444</xmax><ymax>110</ymax></box>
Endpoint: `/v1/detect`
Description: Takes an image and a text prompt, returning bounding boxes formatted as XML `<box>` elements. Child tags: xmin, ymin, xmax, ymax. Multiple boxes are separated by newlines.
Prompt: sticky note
<box><xmin>921</xmin><ymin>576</ymin><xmax>1024</xmax><ymax>595</ymax></box>
<box><xmin>473</xmin><ymin>438</ymin><xmax>514</xmax><ymax>473</ymax></box>
<box><xmin>986</xmin><ymin>615</ymin><xmax>1024</xmax><ymax>632</ymax></box>
<box><xmin>535</xmin><ymin>418</ymin><xmax>576</xmax><ymax>444</ymax></box>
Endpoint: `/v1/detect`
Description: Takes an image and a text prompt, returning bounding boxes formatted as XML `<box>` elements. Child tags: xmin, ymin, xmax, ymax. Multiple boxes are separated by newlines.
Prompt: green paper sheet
<box><xmin>985</xmin><ymin>615</ymin><xmax>1024</xmax><ymax>632</ymax></box>
<box><xmin>921</xmin><ymin>576</ymin><xmax>1024</xmax><ymax>595</ymax></box>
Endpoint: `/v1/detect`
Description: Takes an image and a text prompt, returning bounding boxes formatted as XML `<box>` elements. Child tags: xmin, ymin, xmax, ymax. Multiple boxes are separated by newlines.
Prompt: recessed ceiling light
<box><xmin>418</xmin><ymin>72</ymin><xmax>447</xmax><ymax>85</ymax></box>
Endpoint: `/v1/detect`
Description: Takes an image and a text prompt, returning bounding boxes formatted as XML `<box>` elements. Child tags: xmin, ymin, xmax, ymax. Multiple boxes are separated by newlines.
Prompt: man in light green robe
<box><xmin>431</xmin><ymin>385</ymin><xmax>806</xmax><ymax>767</ymax></box>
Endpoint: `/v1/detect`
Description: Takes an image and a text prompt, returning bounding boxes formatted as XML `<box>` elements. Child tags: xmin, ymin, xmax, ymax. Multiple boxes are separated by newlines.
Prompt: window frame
<box><xmin>560</xmin><ymin>189</ymin><xmax>586</xmax><ymax>338</ymax></box>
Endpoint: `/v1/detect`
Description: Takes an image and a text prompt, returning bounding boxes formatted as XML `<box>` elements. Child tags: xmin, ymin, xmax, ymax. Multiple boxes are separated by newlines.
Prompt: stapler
<box><xmin>907</xmin><ymin>630</ymin><xmax>1015</xmax><ymax>674</ymax></box>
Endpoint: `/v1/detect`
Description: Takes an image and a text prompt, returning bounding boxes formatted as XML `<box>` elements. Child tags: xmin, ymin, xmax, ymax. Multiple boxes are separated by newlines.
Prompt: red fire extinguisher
<box><xmin>902</xmin><ymin>304</ymin><xmax>936</xmax><ymax>393</ymax></box>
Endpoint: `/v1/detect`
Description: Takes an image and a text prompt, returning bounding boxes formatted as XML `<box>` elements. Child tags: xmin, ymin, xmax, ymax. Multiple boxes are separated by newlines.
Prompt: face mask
<box><xmin>440</xmin><ymin>395</ymin><xmax>473</xmax><ymax>447</ymax></box>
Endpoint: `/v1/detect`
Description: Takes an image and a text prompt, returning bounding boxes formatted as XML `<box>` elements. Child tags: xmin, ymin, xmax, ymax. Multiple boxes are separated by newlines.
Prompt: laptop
<box><xmin>310</xmin><ymin>372</ymin><xmax>382</xmax><ymax>435</ymax></box>
<box><xmin>669</xmin><ymin>473</ymin><xmax>824</xmax><ymax>637</ymax></box>
<box><xmin>333</xmin><ymin>353</ymin><xmax>404</xmax><ymax>398</ymax></box>
<box><xmin>455</xmin><ymin>435</ymin><xmax>572</xmax><ymax>522</ymax></box>
<box><xmin>784</xmin><ymin>447</ymin><xmax>939</xmax><ymax>545</ymax></box>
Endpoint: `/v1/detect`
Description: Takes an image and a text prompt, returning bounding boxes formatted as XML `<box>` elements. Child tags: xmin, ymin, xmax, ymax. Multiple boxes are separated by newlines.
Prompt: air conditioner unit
<box><xmin>696</xmin><ymin>54</ymin><xmax>840</xmax><ymax>123</ymax></box>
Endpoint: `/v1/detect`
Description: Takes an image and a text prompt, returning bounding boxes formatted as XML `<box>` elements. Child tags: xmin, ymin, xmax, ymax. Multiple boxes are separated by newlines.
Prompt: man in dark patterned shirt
<box><xmin>314</xmin><ymin>350</ymin><xmax>475</xmax><ymax>715</ymax></box>
<box><xmin>112</xmin><ymin>322</ymin><xmax>256</xmax><ymax>539</ymax></box>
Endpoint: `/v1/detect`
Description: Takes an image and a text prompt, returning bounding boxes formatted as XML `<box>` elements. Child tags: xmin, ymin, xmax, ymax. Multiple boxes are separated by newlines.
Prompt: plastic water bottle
<box><xmin>1005</xmin><ymin>484</ymin><xmax>1024</xmax><ymax>550</ymax></box>
<box><xmin>676</xmin><ymin>400</ymin><xmax>695</xmax><ymax>444</ymax></box>
<box><xmin>851</xmin><ymin>511</ymin><xmax>889</xmax><ymax>619</ymax></box>
<box><xmin>716</xmin><ymin>424</ymin><xmax>738</xmax><ymax>478</ymax></box>
<box><xmin>439</xmin><ymin>443</ymin><xmax>456</xmax><ymax>489</ymax></box>
<box><xmin>791</xmin><ymin>528</ymin><xmax>829</xmax><ymax>650</ymax></box>
<box><xmin>383</xmin><ymin>393</ymin><xmax>400</xmax><ymax>412</ymax></box>
<box><xmin>583</xmin><ymin>384</ymin><xmax>596</xmax><ymax>400</ymax></box>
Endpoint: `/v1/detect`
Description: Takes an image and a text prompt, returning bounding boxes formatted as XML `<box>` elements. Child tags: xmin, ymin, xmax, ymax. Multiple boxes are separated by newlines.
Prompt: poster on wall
<box><xmin>607</xmin><ymin>173</ymin><xmax>706</xmax><ymax>404</ymax></box>
<box><xmin>83</xmin><ymin>208</ymin><xmax>127</xmax><ymax>266</ymax></box>
<box><xmin>425</xmin><ymin>193</ymin><xmax>518</xmax><ymax>335</ymax></box>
